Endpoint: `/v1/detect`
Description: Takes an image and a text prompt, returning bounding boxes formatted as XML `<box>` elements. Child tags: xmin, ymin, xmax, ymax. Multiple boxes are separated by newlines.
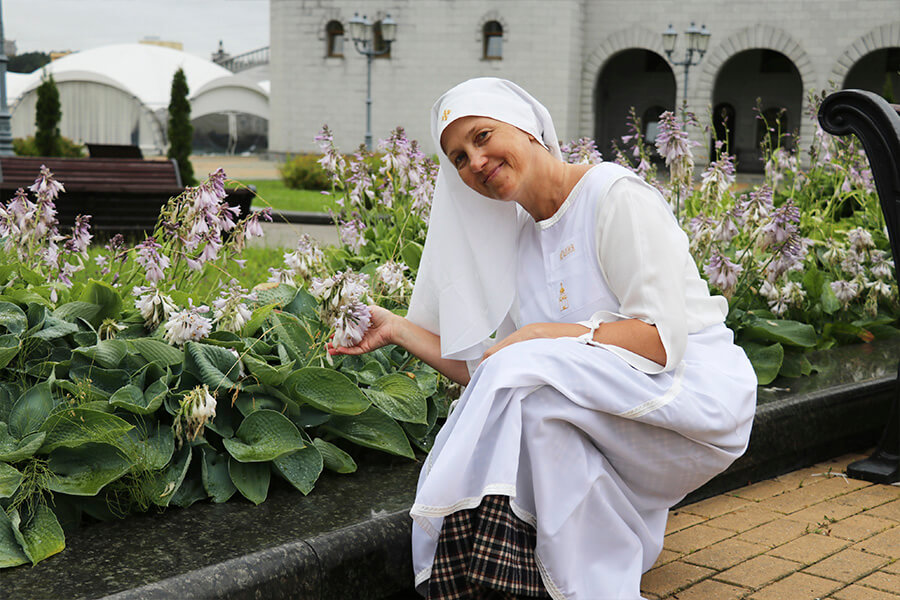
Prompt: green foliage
<box><xmin>167</xmin><ymin>68</ymin><xmax>195</xmax><ymax>186</ymax></box>
<box><xmin>8</xmin><ymin>52</ymin><xmax>50</xmax><ymax>74</ymax></box>
<box><xmin>279</xmin><ymin>154</ymin><xmax>334</xmax><ymax>190</ymax></box>
<box><xmin>13</xmin><ymin>136</ymin><xmax>84</xmax><ymax>158</ymax></box>
<box><xmin>34</xmin><ymin>74</ymin><xmax>62</xmax><ymax>157</ymax></box>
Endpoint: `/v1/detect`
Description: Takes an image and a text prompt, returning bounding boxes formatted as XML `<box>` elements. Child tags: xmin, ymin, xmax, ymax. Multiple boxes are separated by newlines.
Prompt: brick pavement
<box><xmin>641</xmin><ymin>453</ymin><xmax>900</xmax><ymax>599</ymax></box>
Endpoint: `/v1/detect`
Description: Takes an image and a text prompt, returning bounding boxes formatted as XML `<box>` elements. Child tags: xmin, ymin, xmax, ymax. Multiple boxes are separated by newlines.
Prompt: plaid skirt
<box><xmin>426</xmin><ymin>495</ymin><xmax>551</xmax><ymax>600</ymax></box>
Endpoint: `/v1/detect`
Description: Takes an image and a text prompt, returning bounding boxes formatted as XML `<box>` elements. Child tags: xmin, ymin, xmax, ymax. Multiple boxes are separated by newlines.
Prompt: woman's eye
<box><xmin>475</xmin><ymin>130</ymin><xmax>489</xmax><ymax>143</ymax></box>
<box><xmin>453</xmin><ymin>153</ymin><xmax>466</xmax><ymax>169</ymax></box>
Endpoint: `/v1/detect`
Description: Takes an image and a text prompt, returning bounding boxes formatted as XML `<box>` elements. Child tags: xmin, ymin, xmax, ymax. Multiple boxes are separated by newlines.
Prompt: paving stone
<box><xmin>833</xmin><ymin>486</ymin><xmax>900</xmax><ymax>510</ymax></box>
<box><xmin>705</xmin><ymin>505</ymin><xmax>781</xmax><ymax>533</ymax></box>
<box><xmin>883</xmin><ymin>561</ymin><xmax>900</xmax><ymax>575</ymax></box>
<box><xmin>673</xmin><ymin>578</ymin><xmax>748</xmax><ymax>600</ymax></box>
<box><xmin>665</xmin><ymin>510</ymin><xmax>706</xmax><ymax>535</ymax></box>
<box><xmin>680</xmin><ymin>494</ymin><xmax>751</xmax><ymax>519</ymax></box>
<box><xmin>857</xmin><ymin>570</ymin><xmax>900</xmax><ymax>594</ymax></box>
<box><xmin>830</xmin><ymin>583</ymin><xmax>900</xmax><ymax>600</ymax></box>
<box><xmin>640</xmin><ymin>561</ymin><xmax>714</xmax><ymax>598</ymax></box>
<box><xmin>814</xmin><ymin>454</ymin><xmax>869</xmax><ymax>473</ymax></box>
<box><xmin>716</xmin><ymin>554</ymin><xmax>801</xmax><ymax>589</ymax></box>
<box><xmin>649</xmin><ymin>548</ymin><xmax>682</xmax><ymax>568</ymax></box>
<box><xmin>784</xmin><ymin>500</ymin><xmax>862</xmax><ymax>527</ymax></box>
<box><xmin>775</xmin><ymin>466</ymin><xmax>842</xmax><ymax>489</ymax></box>
<box><xmin>826</xmin><ymin>514</ymin><xmax>897</xmax><ymax>542</ymax></box>
<box><xmin>737</xmin><ymin>518</ymin><xmax>814</xmax><ymax>548</ymax></box>
<box><xmin>682</xmin><ymin>538</ymin><xmax>768</xmax><ymax>571</ymax></box>
<box><xmin>852</xmin><ymin>526</ymin><xmax>900</xmax><ymax>559</ymax></box>
<box><xmin>768</xmin><ymin>533</ymin><xmax>849</xmax><ymax>564</ymax></box>
<box><xmin>731</xmin><ymin>478</ymin><xmax>798</xmax><ymax>501</ymax></box>
<box><xmin>803</xmin><ymin>549</ymin><xmax>889</xmax><ymax>583</ymax></box>
<box><xmin>664</xmin><ymin>524</ymin><xmax>734</xmax><ymax>554</ymax></box>
<box><xmin>864</xmin><ymin>499</ymin><xmax>900</xmax><ymax>521</ymax></box>
<box><xmin>748</xmin><ymin>572</ymin><xmax>842</xmax><ymax>599</ymax></box>
<box><xmin>760</xmin><ymin>485</ymin><xmax>843</xmax><ymax>515</ymax></box>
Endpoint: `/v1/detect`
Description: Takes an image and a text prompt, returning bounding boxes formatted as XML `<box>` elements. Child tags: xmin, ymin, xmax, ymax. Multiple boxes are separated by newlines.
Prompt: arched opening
<box><xmin>641</xmin><ymin>105</ymin><xmax>666</xmax><ymax>146</ymax></box>
<box><xmin>712</xmin><ymin>49</ymin><xmax>802</xmax><ymax>172</ymax></box>
<box><xmin>483</xmin><ymin>21</ymin><xmax>503</xmax><ymax>60</ymax></box>
<box><xmin>326</xmin><ymin>20</ymin><xmax>344</xmax><ymax>58</ymax></box>
<box><xmin>192</xmin><ymin>112</ymin><xmax>268</xmax><ymax>155</ymax></box>
<box><xmin>594</xmin><ymin>49</ymin><xmax>675</xmax><ymax>161</ymax></box>
<box><xmin>844</xmin><ymin>48</ymin><xmax>900</xmax><ymax>102</ymax></box>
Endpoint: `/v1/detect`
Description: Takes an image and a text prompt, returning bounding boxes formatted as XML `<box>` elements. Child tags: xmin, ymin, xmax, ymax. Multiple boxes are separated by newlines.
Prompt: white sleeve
<box><xmin>592</xmin><ymin>177</ymin><xmax>690</xmax><ymax>374</ymax></box>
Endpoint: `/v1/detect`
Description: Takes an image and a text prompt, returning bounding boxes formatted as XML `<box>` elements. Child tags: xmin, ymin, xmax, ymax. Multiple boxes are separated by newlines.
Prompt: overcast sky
<box><xmin>5</xmin><ymin>0</ymin><xmax>270</xmax><ymax>59</ymax></box>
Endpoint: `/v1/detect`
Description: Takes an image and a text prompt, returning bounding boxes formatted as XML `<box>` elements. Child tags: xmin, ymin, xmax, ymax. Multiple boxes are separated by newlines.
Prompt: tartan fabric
<box><xmin>427</xmin><ymin>495</ymin><xmax>551</xmax><ymax>600</ymax></box>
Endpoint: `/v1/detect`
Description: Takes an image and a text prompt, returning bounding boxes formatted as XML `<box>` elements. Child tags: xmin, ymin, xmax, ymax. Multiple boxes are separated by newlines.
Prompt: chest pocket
<box><xmin>546</xmin><ymin>239</ymin><xmax>616</xmax><ymax>320</ymax></box>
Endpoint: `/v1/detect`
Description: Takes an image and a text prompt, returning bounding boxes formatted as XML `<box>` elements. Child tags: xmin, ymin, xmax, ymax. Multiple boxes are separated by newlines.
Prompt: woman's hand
<box><xmin>327</xmin><ymin>305</ymin><xmax>397</xmax><ymax>356</ymax></box>
<box><xmin>481</xmin><ymin>322</ymin><xmax>588</xmax><ymax>362</ymax></box>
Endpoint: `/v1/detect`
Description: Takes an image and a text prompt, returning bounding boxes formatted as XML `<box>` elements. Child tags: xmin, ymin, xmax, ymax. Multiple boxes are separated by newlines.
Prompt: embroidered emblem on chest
<box><xmin>559</xmin><ymin>282</ymin><xmax>569</xmax><ymax>311</ymax></box>
<box><xmin>559</xmin><ymin>243</ymin><xmax>575</xmax><ymax>262</ymax></box>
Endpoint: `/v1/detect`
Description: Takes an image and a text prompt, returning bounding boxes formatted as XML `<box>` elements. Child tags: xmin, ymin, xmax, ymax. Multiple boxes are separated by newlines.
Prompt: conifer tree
<box><xmin>167</xmin><ymin>68</ymin><xmax>196</xmax><ymax>186</ymax></box>
<box><xmin>35</xmin><ymin>73</ymin><xmax>62</xmax><ymax>156</ymax></box>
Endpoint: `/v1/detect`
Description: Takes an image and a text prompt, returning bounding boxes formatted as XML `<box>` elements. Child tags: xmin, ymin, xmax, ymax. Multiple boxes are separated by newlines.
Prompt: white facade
<box><xmin>270</xmin><ymin>0</ymin><xmax>900</xmax><ymax>169</ymax></box>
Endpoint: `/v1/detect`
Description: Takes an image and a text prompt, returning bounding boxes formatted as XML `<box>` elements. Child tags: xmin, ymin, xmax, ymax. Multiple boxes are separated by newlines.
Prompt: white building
<box><xmin>270</xmin><ymin>0</ymin><xmax>900</xmax><ymax>171</ymax></box>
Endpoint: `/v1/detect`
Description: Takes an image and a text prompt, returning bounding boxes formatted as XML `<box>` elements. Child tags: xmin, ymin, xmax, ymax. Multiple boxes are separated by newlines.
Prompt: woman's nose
<box><xmin>468</xmin><ymin>149</ymin><xmax>488</xmax><ymax>172</ymax></box>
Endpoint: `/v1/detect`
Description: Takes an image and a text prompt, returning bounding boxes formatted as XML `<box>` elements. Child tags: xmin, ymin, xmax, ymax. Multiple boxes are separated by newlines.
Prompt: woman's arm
<box><xmin>481</xmin><ymin>319</ymin><xmax>666</xmax><ymax>366</ymax></box>
<box><xmin>327</xmin><ymin>305</ymin><xmax>472</xmax><ymax>386</ymax></box>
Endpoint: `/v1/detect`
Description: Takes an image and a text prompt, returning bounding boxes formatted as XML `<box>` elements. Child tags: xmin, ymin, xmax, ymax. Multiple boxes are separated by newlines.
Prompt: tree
<box><xmin>167</xmin><ymin>68</ymin><xmax>195</xmax><ymax>186</ymax></box>
<box><xmin>34</xmin><ymin>73</ymin><xmax>62</xmax><ymax>156</ymax></box>
<box><xmin>8</xmin><ymin>51</ymin><xmax>50</xmax><ymax>74</ymax></box>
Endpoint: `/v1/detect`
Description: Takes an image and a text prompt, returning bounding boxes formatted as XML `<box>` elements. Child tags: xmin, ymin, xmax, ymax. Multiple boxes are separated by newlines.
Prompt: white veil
<box><xmin>406</xmin><ymin>78</ymin><xmax>562</xmax><ymax>361</ymax></box>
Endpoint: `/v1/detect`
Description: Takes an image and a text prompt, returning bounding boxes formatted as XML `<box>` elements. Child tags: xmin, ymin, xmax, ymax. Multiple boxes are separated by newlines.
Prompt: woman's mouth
<box><xmin>483</xmin><ymin>163</ymin><xmax>503</xmax><ymax>185</ymax></box>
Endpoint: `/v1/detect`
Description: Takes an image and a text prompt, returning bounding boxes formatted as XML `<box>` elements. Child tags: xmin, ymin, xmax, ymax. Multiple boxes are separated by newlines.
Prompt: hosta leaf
<box><xmin>0</xmin><ymin>507</ymin><xmax>28</xmax><ymax>567</ymax></box>
<box><xmin>366</xmin><ymin>373</ymin><xmax>428</xmax><ymax>424</ymax></box>
<box><xmin>9</xmin><ymin>382</ymin><xmax>55</xmax><ymax>438</ymax></box>
<box><xmin>240</xmin><ymin>303</ymin><xmax>277</xmax><ymax>337</ymax></box>
<box><xmin>268</xmin><ymin>312</ymin><xmax>314</xmax><ymax>363</ymax></box>
<box><xmin>323</xmin><ymin>405</ymin><xmax>415</xmax><ymax>459</ymax></box>
<box><xmin>47</xmin><ymin>443</ymin><xmax>132</xmax><ymax>496</ymax></box>
<box><xmin>78</xmin><ymin>280</ymin><xmax>122</xmax><ymax>326</ymax></box>
<box><xmin>744</xmin><ymin>316</ymin><xmax>816</xmax><ymax>348</ymax></box>
<box><xmin>0</xmin><ymin>423</ymin><xmax>45</xmax><ymax>462</ymax></box>
<box><xmin>73</xmin><ymin>340</ymin><xmax>128</xmax><ymax>369</ymax></box>
<box><xmin>39</xmin><ymin>408</ymin><xmax>133</xmax><ymax>454</ymax></box>
<box><xmin>171</xmin><ymin>477</ymin><xmax>207</xmax><ymax>508</ymax></box>
<box><xmin>234</xmin><ymin>392</ymin><xmax>285</xmax><ymax>417</ymax></box>
<box><xmin>273</xmin><ymin>445</ymin><xmax>323</xmax><ymax>495</ymax></box>
<box><xmin>742</xmin><ymin>341</ymin><xmax>784</xmax><ymax>385</ymax></box>
<box><xmin>252</xmin><ymin>282</ymin><xmax>298</xmax><ymax>307</ymax></box>
<box><xmin>147</xmin><ymin>445</ymin><xmax>192</xmax><ymax>507</ymax></box>
<box><xmin>28</xmin><ymin>317</ymin><xmax>79</xmax><ymax>341</ymax></box>
<box><xmin>229</xmin><ymin>457</ymin><xmax>269</xmax><ymax>505</ymax></box>
<box><xmin>283</xmin><ymin>288</ymin><xmax>319</xmax><ymax>320</ymax></box>
<box><xmin>184</xmin><ymin>341</ymin><xmax>241</xmax><ymax>391</ymax></box>
<box><xmin>128</xmin><ymin>338</ymin><xmax>184</xmax><ymax>367</ymax></box>
<box><xmin>284</xmin><ymin>367</ymin><xmax>370</xmax><ymax>416</ymax></box>
<box><xmin>0</xmin><ymin>461</ymin><xmax>23</xmax><ymax>497</ymax></box>
<box><xmin>242</xmin><ymin>353</ymin><xmax>294</xmax><ymax>386</ymax></box>
<box><xmin>109</xmin><ymin>378</ymin><xmax>167</xmax><ymax>415</ymax></box>
<box><xmin>201</xmin><ymin>447</ymin><xmax>236</xmax><ymax>503</ymax></box>
<box><xmin>400</xmin><ymin>241</ymin><xmax>424</xmax><ymax>270</ymax></box>
<box><xmin>120</xmin><ymin>422</ymin><xmax>174</xmax><ymax>471</ymax></box>
<box><xmin>223</xmin><ymin>409</ymin><xmax>305</xmax><ymax>463</ymax></box>
<box><xmin>53</xmin><ymin>301</ymin><xmax>101</xmax><ymax>323</ymax></box>
<box><xmin>0</xmin><ymin>301</ymin><xmax>27</xmax><ymax>335</ymax></box>
<box><xmin>0</xmin><ymin>382</ymin><xmax>21</xmax><ymax>423</ymax></box>
<box><xmin>402</xmin><ymin>397</ymin><xmax>440</xmax><ymax>452</ymax></box>
<box><xmin>67</xmin><ymin>366</ymin><xmax>131</xmax><ymax>399</ymax></box>
<box><xmin>313</xmin><ymin>438</ymin><xmax>357</xmax><ymax>474</ymax></box>
<box><xmin>10</xmin><ymin>504</ymin><xmax>65</xmax><ymax>565</ymax></box>
<box><xmin>0</xmin><ymin>333</ymin><xmax>20</xmax><ymax>370</ymax></box>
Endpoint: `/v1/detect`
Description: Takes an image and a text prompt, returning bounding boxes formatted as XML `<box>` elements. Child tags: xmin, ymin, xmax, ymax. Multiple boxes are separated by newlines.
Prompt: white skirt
<box><xmin>410</xmin><ymin>323</ymin><xmax>756</xmax><ymax>600</ymax></box>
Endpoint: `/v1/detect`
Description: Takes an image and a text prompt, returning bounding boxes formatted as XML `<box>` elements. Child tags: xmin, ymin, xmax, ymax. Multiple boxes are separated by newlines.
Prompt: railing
<box><xmin>214</xmin><ymin>46</ymin><xmax>270</xmax><ymax>73</ymax></box>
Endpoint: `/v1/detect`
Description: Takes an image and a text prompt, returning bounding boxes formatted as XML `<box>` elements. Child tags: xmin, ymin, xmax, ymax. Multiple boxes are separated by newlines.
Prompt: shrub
<box><xmin>13</xmin><ymin>135</ymin><xmax>84</xmax><ymax>157</ymax></box>
<box><xmin>279</xmin><ymin>154</ymin><xmax>334</xmax><ymax>190</ymax></box>
<box><xmin>167</xmin><ymin>68</ymin><xmax>195</xmax><ymax>186</ymax></box>
<box><xmin>34</xmin><ymin>73</ymin><xmax>62</xmax><ymax>156</ymax></box>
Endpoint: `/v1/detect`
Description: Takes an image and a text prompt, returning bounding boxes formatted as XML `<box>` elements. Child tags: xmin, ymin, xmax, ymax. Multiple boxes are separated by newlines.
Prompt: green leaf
<box><xmin>223</xmin><ymin>409</ymin><xmax>305</xmax><ymax>463</ymax></box>
<box><xmin>10</xmin><ymin>504</ymin><xmax>65</xmax><ymax>565</ymax></box>
<box><xmin>128</xmin><ymin>338</ymin><xmax>184</xmax><ymax>367</ymax></box>
<box><xmin>742</xmin><ymin>341</ymin><xmax>784</xmax><ymax>385</ymax></box>
<box><xmin>402</xmin><ymin>397</ymin><xmax>440</xmax><ymax>452</ymax></box>
<box><xmin>147</xmin><ymin>445</ymin><xmax>192</xmax><ymax>507</ymax></box>
<box><xmin>0</xmin><ymin>462</ymin><xmax>23</xmax><ymax>498</ymax></box>
<box><xmin>39</xmin><ymin>408</ymin><xmax>134</xmax><ymax>454</ymax></box>
<box><xmin>53</xmin><ymin>301</ymin><xmax>101</xmax><ymax>323</ymax></box>
<box><xmin>285</xmin><ymin>367</ymin><xmax>370</xmax><ymax>416</ymax></box>
<box><xmin>400</xmin><ymin>241</ymin><xmax>424</xmax><ymax>270</ymax></box>
<box><xmin>240</xmin><ymin>303</ymin><xmax>277</xmax><ymax>337</ymax></box>
<box><xmin>0</xmin><ymin>333</ymin><xmax>20</xmax><ymax>370</ymax></box>
<box><xmin>242</xmin><ymin>353</ymin><xmax>294</xmax><ymax>386</ymax></box>
<box><xmin>4</xmin><ymin>288</ymin><xmax>51</xmax><ymax>308</ymax></box>
<box><xmin>366</xmin><ymin>373</ymin><xmax>428</xmax><ymax>424</ymax></box>
<box><xmin>28</xmin><ymin>317</ymin><xmax>79</xmax><ymax>341</ymax></box>
<box><xmin>0</xmin><ymin>507</ymin><xmax>28</xmax><ymax>567</ymax></box>
<box><xmin>779</xmin><ymin>351</ymin><xmax>813</xmax><ymax>378</ymax></box>
<box><xmin>73</xmin><ymin>340</ymin><xmax>128</xmax><ymax>369</ymax></box>
<box><xmin>820</xmin><ymin>279</ymin><xmax>842</xmax><ymax>315</ymax></box>
<box><xmin>171</xmin><ymin>476</ymin><xmax>207</xmax><ymax>508</ymax></box>
<box><xmin>313</xmin><ymin>438</ymin><xmax>357</xmax><ymax>474</ymax></box>
<box><xmin>47</xmin><ymin>443</ymin><xmax>132</xmax><ymax>496</ymax></box>
<box><xmin>201</xmin><ymin>447</ymin><xmax>236</xmax><ymax>503</ymax></box>
<box><xmin>273</xmin><ymin>444</ymin><xmax>323</xmax><ymax>495</ymax></box>
<box><xmin>0</xmin><ymin>302</ymin><xmax>27</xmax><ymax>338</ymax></box>
<box><xmin>109</xmin><ymin>379</ymin><xmax>167</xmax><ymax>415</ymax></box>
<box><xmin>743</xmin><ymin>316</ymin><xmax>816</xmax><ymax>348</ymax></box>
<box><xmin>0</xmin><ymin>422</ymin><xmax>45</xmax><ymax>462</ymax></box>
<box><xmin>268</xmin><ymin>311</ymin><xmax>314</xmax><ymax>364</ymax></box>
<box><xmin>228</xmin><ymin>457</ymin><xmax>269</xmax><ymax>505</ymax></box>
<box><xmin>67</xmin><ymin>366</ymin><xmax>131</xmax><ymax>399</ymax></box>
<box><xmin>184</xmin><ymin>342</ymin><xmax>241</xmax><ymax>392</ymax></box>
<box><xmin>283</xmin><ymin>288</ymin><xmax>319</xmax><ymax>320</ymax></box>
<box><xmin>119</xmin><ymin>422</ymin><xmax>174</xmax><ymax>471</ymax></box>
<box><xmin>252</xmin><ymin>283</ymin><xmax>298</xmax><ymax>308</ymax></box>
<box><xmin>78</xmin><ymin>280</ymin><xmax>122</xmax><ymax>326</ymax></box>
<box><xmin>323</xmin><ymin>405</ymin><xmax>415</xmax><ymax>459</ymax></box>
<box><xmin>9</xmin><ymin>382</ymin><xmax>55</xmax><ymax>438</ymax></box>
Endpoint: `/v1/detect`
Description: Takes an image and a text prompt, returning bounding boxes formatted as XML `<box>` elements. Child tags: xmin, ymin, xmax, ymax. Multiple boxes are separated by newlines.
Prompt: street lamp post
<box><xmin>662</xmin><ymin>22</ymin><xmax>711</xmax><ymax>108</ymax></box>
<box><xmin>0</xmin><ymin>0</ymin><xmax>14</xmax><ymax>155</ymax></box>
<box><xmin>348</xmin><ymin>12</ymin><xmax>396</xmax><ymax>151</ymax></box>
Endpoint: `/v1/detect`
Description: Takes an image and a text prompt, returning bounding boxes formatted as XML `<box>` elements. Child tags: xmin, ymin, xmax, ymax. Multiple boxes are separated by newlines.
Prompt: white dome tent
<box><xmin>8</xmin><ymin>43</ymin><xmax>269</xmax><ymax>155</ymax></box>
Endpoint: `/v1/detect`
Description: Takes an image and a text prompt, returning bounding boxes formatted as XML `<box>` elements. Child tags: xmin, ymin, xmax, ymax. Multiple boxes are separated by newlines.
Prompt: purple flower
<box><xmin>339</xmin><ymin>218</ymin><xmax>367</xmax><ymax>253</ymax></box>
<box><xmin>29</xmin><ymin>165</ymin><xmax>65</xmax><ymax>202</ymax></box>
<box><xmin>134</xmin><ymin>237</ymin><xmax>171</xmax><ymax>284</ymax></box>
<box><xmin>63</xmin><ymin>214</ymin><xmax>92</xmax><ymax>256</ymax></box>
<box><xmin>704</xmin><ymin>250</ymin><xmax>743</xmax><ymax>298</ymax></box>
<box><xmin>654</xmin><ymin>112</ymin><xmax>697</xmax><ymax>183</ymax></box>
<box><xmin>331</xmin><ymin>301</ymin><xmax>371</xmax><ymax>348</ymax></box>
<box><xmin>831</xmin><ymin>280</ymin><xmax>859</xmax><ymax>306</ymax></box>
<box><xmin>561</xmin><ymin>137</ymin><xmax>603</xmax><ymax>165</ymax></box>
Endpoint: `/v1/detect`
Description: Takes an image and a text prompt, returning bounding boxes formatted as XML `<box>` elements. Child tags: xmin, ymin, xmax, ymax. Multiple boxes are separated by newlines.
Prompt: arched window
<box><xmin>374</xmin><ymin>20</ymin><xmax>391</xmax><ymax>58</ymax></box>
<box><xmin>326</xmin><ymin>20</ymin><xmax>344</xmax><ymax>57</ymax></box>
<box><xmin>483</xmin><ymin>21</ymin><xmax>503</xmax><ymax>60</ymax></box>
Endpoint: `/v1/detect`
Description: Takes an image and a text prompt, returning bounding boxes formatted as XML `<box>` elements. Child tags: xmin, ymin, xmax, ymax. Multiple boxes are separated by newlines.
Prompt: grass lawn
<box><xmin>230</xmin><ymin>178</ymin><xmax>339</xmax><ymax>213</ymax></box>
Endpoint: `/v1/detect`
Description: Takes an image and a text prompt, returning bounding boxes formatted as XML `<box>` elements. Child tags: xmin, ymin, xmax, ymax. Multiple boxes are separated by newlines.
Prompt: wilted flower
<box><xmin>375</xmin><ymin>260</ymin><xmax>410</xmax><ymax>296</ymax></box>
<box><xmin>133</xmin><ymin>285</ymin><xmax>178</xmax><ymax>329</ymax></box>
<box><xmin>339</xmin><ymin>218</ymin><xmax>367</xmax><ymax>252</ymax></box>
<box><xmin>174</xmin><ymin>384</ymin><xmax>217</xmax><ymax>447</ymax></box>
<box><xmin>847</xmin><ymin>227</ymin><xmax>875</xmax><ymax>253</ymax></box>
<box><xmin>704</xmin><ymin>250</ymin><xmax>743</xmax><ymax>298</ymax></box>
<box><xmin>98</xmin><ymin>318</ymin><xmax>126</xmax><ymax>340</ymax></box>
<box><xmin>164</xmin><ymin>301</ymin><xmax>213</xmax><ymax>346</ymax></box>
<box><xmin>283</xmin><ymin>234</ymin><xmax>325</xmax><ymax>281</ymax></box>
<box><xmin>831</xmin><ymin>280</ymin><xmax>860</xmax><ymax>306</ymax></box>
<box><xmin>332</xmin><ymin>301</ymin><xmax>372</xmax><ymax>348</ymax></box>
<box><xmin>212</xmin><ymin>282</ymin><xmax>257</xmax><ymax>333</ymax></box>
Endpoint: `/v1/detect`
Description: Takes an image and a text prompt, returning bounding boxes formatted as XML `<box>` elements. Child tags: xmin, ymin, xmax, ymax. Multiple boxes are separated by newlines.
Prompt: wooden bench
<box><xmin>818</xmin><ymin>89</ymin><xmax>900</xmax><ymax>483</ymax></box>
<box><xmin>0</xmin><ymin>156</ymin><xmax>255</xmax><ymax>236</ymax></box>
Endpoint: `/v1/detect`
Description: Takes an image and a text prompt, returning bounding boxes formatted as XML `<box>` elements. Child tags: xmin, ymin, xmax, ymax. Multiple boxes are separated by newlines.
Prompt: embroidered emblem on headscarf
<box><xmin>559</xmin><ymin>283</ymin><xmax>569</xmax><ymax>311</ymax></box>
<box><xmin>441</xmin><ymin>109</ymin><xmax>451</xmax><ymax>122</ymax></box>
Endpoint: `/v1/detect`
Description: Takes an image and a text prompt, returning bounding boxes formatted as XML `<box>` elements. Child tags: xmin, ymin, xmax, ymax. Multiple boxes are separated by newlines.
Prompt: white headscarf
<box><xmin>406</xmin><ymin>78</ymin><xmax>562</xmax><ymax>361</ymax></box>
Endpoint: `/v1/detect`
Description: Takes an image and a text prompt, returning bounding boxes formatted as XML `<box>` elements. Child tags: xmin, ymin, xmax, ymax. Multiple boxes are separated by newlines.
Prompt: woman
<box><xmin>330</xmin><ymin>78</ymin><xmax>756</xmax><ymax>600</ymax></box>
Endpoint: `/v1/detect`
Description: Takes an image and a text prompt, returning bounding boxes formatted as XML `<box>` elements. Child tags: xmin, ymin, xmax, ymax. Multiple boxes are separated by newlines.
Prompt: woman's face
<box><xmin>440</xmin><ymin>115</ymin><xmax>538</xmax><ymax>201</ymax></box>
